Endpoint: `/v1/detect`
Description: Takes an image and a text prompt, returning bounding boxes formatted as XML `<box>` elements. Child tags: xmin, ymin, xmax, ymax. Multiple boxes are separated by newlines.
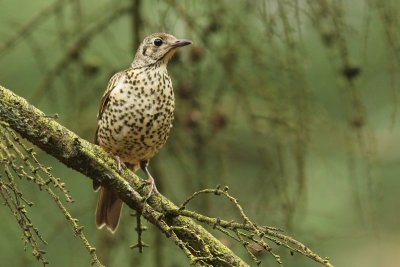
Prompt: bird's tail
<box><xmin>95</xmin><ymin>186</ymin><xmax>123</xmax><ymax>233</ymax></box>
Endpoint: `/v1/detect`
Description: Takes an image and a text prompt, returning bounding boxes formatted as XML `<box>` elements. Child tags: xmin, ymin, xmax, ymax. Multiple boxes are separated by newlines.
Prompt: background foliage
<box><xmin>0</xmin><ymin>0</ymin><xmax>399</xmax><ymax>266</ymax></box>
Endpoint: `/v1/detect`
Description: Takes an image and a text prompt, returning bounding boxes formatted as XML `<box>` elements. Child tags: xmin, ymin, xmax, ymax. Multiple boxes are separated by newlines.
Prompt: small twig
<box><xmin>130</xmin><ymin>212</ymin><xmax>149</xmax><ymax>252</ymax></box>
<box><xmin>173</xmin><ymin>186</ymin><xmax>334</xmax><ymax>267</ymax></box>
<box><xmin>0</xmin><ymin>124</ymin><xmax>103</xmax><ymax>267</ymax></box>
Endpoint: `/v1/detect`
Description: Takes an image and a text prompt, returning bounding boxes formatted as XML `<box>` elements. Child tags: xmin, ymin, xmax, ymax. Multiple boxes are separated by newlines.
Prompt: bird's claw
<box><xmin>112</xmin><ymin>154</ymin><xmax>126</xmax><ymax>173</ymax></box>
<box><xmin>143</xmin><ymin>176</ymin><xmax>159</xmax><ymax>202</ymax></box>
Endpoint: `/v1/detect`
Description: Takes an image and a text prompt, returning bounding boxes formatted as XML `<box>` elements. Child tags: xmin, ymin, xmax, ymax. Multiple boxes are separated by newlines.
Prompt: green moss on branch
<box><xmin>0</xmin><ymin>85</ymin><xmax>248</xmax><ymax>267</ymax></box>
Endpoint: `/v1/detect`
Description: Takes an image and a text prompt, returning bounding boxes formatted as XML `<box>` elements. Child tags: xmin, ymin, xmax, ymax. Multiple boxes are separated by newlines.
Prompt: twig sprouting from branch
<box><xmin>0</xmin><ymin>123</ymin><xmax>104</xmax><ymax>267</ymax></box>
<box><xmin>172</xmin><ymin>186</ymin><xmax>334</xmax><ymax>267</ymax></box>
<box><xmin>0</xmin><ymin>166</ymin><xmax>49</xmax><ymax>266</ymax></box>
<box><xmin>130</xmin><ymin>212</ymin><xmax>149</xmax><ymax>252</ymax></box>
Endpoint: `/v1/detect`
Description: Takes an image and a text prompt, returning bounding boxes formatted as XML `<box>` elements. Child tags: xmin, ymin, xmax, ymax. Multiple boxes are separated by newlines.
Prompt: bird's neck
<box><xmin>130</xmin><ymin>59</ymin><xmax>168</xmax><ymax>72</ymax></box>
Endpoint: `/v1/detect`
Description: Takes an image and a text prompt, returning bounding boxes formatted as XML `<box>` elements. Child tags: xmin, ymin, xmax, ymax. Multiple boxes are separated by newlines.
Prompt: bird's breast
<box><xmin>97</xmin><ymin>69</ymin><xmax>175</xmax><ymax>162</ymax></box>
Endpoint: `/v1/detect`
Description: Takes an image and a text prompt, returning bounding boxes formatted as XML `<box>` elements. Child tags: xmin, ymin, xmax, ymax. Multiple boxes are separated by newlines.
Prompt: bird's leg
<box><xmin>140</xmin><ymin>160</ymin><xmax>159</xmax><ymax>200</ymax></box>
<box><xmin>111</xmin><ymin>154</ymin><xmax>126</xmax><ymax>173</ymax></box>
<box><xmin>124</xmin><ymin>163</ymin><xmax>136</xmax><ymax>186</ymax></box>
<box><xmin>93</xmin><ymin>153</ymin><xmax>126</xmax><ymax>190</ymax></box>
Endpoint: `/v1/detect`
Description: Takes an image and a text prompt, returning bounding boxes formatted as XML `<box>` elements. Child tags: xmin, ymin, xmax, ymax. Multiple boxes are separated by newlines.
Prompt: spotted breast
<box><xmin>96</xmin><ymin>65</ymin><xmax>174</xmax><ymax>165</ymax></box>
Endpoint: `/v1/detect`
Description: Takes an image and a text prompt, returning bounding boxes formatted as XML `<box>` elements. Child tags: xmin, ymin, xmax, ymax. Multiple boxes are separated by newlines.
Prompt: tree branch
<box><xmin>0</xmin><ymin>85</ymin><xmax>249</xmax><ymax>266</ymax></box>
<box><xmin>0</xmin><ymin>85</ymin><xmax>336</xmax><ymax>267</ymax></box>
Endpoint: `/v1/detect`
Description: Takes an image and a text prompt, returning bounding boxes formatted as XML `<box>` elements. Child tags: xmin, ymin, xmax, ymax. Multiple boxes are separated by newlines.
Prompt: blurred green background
<box><xmin>0</xmin><ymin>0</ymin><xmax>399</xmax><ymax>266</ymax></box>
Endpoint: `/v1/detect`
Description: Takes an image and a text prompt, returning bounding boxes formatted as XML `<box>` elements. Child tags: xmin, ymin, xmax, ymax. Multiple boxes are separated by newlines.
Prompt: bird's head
<box><xmin>132</xmin><ymin>33</ymin><xmax>192</xmax><ymax>68</ymax></box>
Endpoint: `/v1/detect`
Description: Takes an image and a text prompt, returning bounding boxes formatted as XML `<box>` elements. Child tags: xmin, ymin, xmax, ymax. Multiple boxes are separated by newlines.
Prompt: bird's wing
<box><xmin>94</xmin><ymin>70</ymin><xmax>127</xmax><ymax>145</ymax></box>
<box><xmin>93</xmin><ymin>70</ymin><xmax>126</xmax><ymax>191</ymax></box>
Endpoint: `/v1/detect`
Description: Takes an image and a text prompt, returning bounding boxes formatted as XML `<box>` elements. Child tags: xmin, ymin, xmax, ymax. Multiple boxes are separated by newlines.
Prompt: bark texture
<box><xmin>0</xmin><ymin>85</ymin><xmax>249</xmax><ymax>267</ymax></box>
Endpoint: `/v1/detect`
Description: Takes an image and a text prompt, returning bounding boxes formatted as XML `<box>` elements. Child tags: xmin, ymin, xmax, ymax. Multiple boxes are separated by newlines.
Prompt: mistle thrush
<box><xmin>94</xmin><ymin>33</ymin><xmax>191</xmax><ymax>233</ymax></box>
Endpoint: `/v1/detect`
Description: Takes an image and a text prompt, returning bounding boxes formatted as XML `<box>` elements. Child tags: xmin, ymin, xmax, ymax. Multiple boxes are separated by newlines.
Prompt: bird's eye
<box><xmin>153</xmin><ymin>38</ymin><xmax>163</xmax><ymax>46</ymax></box>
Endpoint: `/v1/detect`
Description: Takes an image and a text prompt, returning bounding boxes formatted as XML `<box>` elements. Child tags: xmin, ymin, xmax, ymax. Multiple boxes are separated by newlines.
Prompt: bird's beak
<box><xmin>171</xmin><ymin>39</ymin><xmax>192</xmax><ymax>48</ymax></box>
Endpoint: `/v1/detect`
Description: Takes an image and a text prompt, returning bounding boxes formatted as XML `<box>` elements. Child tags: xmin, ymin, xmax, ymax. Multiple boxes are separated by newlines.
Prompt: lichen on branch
<box><xmin>0</xmin><ymin>85</ymin><xmax>248</xmax><ymax>266</ymax></box>
<box><xmin>0</xmin><ymin>85</ymin><xmax>334</xmax><ymax>267</ymax></box>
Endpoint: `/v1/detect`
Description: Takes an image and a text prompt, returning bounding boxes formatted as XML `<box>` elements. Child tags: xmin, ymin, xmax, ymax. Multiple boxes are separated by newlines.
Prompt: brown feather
<box><xmin>93</xmin><ymin>71</ymin><xmax>127</xmax><ymax>192</ymax></box>
<box><xmin>95</xmin><ymin>187</ymin><xmax>123</xmax><ymax>233</ymax></box>
<box><xmin>97</xmin><ymin>71</ymin><xmax>127</xmax><ymax>120</ymax></box>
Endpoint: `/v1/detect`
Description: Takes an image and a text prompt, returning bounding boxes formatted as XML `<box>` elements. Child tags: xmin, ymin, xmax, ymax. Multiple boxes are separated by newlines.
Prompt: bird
<box><xmin>93</xmin><ymin>33</ymin><xmax>192</xmax><ymax>233</ymax></box>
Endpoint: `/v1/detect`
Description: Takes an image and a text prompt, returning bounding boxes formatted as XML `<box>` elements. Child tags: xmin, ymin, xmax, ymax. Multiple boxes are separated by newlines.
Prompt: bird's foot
<box><xmin>111</xmin><ymin>154</ymin><xmax>126</xmax><ymax>173</ymax></box>
<box><xmin>140</xmin><ymin>160</ymin><xmax>159</xmax><ymax>202</ymax></box>
<box><xmin>143</xmin><ymin>175</ymin><xmax>159</xmax><ymax>202</ymax></box>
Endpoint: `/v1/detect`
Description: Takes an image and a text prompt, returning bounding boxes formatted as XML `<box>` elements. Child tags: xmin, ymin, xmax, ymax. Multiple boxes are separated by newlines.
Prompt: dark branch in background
<box><xmin>0</xmin><ymin>85</ymin><xmax>335</xmax><ymax>267</ymax></box>
<box><xmin>0</xmin><ymin>0</ymin><xmax>67</xmax><ymax>59</ymax></box>
<box><xmin>31</xmin><ymin>3</ymin><xmax>132</xmax><ymax>103</ymax></box>
<box><xmin>131</xmin><ymin>0</ymin><xmax>142</xmax><ymax>49</ymax></box>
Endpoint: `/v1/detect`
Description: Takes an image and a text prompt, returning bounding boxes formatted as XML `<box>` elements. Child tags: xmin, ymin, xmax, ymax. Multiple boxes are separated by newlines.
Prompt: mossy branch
<box><xmin>0</xmin><ymin>85</ymin><xmax>248</xmax><ymax>266</ymax></box>
<box><xmin>0</xmin><ymin>85</ymin><xmax>335</xmax><ymax>267</ymax></box>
